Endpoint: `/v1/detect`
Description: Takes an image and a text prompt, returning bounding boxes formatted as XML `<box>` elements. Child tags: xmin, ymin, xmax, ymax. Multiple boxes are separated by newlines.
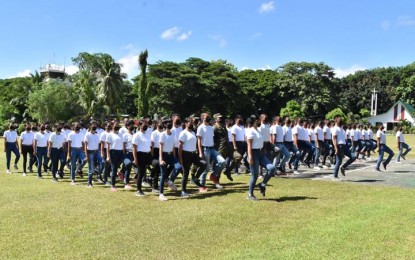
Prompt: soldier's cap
<box><xmin>213</xmin><ymin>113</ymin><xmax>223</xmax><ymax>120</ymax></box>
<box><xmin>161</xmin><ymin>116</ymin><xmax>172</xmax><ymax>123</ymax></box>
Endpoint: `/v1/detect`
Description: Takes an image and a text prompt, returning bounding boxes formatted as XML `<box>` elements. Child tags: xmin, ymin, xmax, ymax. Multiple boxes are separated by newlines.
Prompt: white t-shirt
<box><xmin>308</xmin><ymin>129</ymin><xmax>315</xmax><ymax>141</ymax></box>
<box><xmin>368</xmin><ymin>129</ymin><xmax>374</xmax><ymax>139</ymax></box>
<box><xmin>84</xmin><ymin>132</ymin><xmax>100</xmax><ymax>150</ymax></box>
<box><xmin>226</xmin><ymin>127</ymin><xmax>233</xmax><ymax>143</ymax></box>
<box><xmin>314</xmin><ymin>126</ymin><xmax>324</xmax><ymax>141</ymax></box>
<box><xmin>396</xmin><ymin>131</ymin><xmax>404</xmax><ymax>143</ymax></box>
<box><xmin>273</xmin><ymin>125</ymin><xmax>284</xmax><ymax>143</ymax></box>
<box><xmin>3</xmin><ymin>130</ymin><xmax>18</xmax><ymax>142</ymax></box>
<box><xmin>247</xmin><ymin>127</ymin><xmax>263</xmax><ymax>149</ymax></box>
<box><xmin>132</xmin><ymin>131</ymin><xmax>151</xmax><ymax>152</ymax></box>
<box><xmin>292</xmin><ymin>125</ymin><xmax>301</xmax><ymax>140</ymax></box>
<box><xmin>171</xmin><ymin>126</ymin><xmax>183</xmax><ymax>148</ymax></box>
<box><xmin>259</xmin><ymin>124</ymin><xmax>271</xmax><ymax>142</ymax></box>
<box><xmin>67</xmin><ymin>131</ymin><xmax>84</xmax><ymax>148</ymax></box>
<box><xmin>351</xmin><ymin>129</ymin><xmax>358</xmax><ymax>141</ymax></box>
<box><xmin>299</xmin><ymin>127</ymin><xmax>309</xmax><ymax>141</ymax></box>
<box><xmin>106</xmin><ymin>132</ymin><xmax>124</xmax><ymax>150</ymax></box>
<box><xmin>196</xmin><ymin>124</ymin><xmax>214</xmax><ymax>147</ymax></box>
<box><xmin>151</xmin><ymin>129</ymin><xmax>162</xmax><ymax>149</ymax></box>
<box><xmin>282</xmin><ymin>125</ymin><xmax>293</xmax><ymax>142</ymax></box>
<box><xmin>323</xmin><ymin>126</ymin><xmax>331</xmax><ymax>140</ymax></box>
<box><xmin>362</xmin><ymin>130</ymin><xmax>368</xmax><ymax>140</ymax></box>
<box><xmin>332</xmin><ymin>126</ymin><xmax>346</xmax><ymax>145</ymax></box>
<box><xmin>356</xmin><ymin>129</ymin><xmax>363</xmax><ymax>140</ymax></box>
<box><xmin>49</xmin><ymin>133</ymin><xmax>66</xmax><ymax>149</ymax></box>
<box><xmin>179</xmin><ymin>130</ymin><xmax>197</xmax><ymax>152</ymax></box>
<box><xmin>34</xmin><ymin>132</ymin><xmax>48</xmax><ymax>147</ymax></box>
<box><xmin>231</xmin><ymin>125</ymin><xmax>245</xmax><ymax>142</ymax></box>
<box><xmin>119</xmin><ymin>127</ymin><xmax>128</xmax><ymax>136</ymax></box>
<box><xmin>376</xmin><ymin>130</ymin><xmax>386</xmax><ymax>144</ymax></box>
<box><xmin>123</xmin><ymin>132</ymin><xmax>133</xmax><ymax>152</ymax></box>
<box><xmin>20</xmin><ymin>131</ymin><xmax>34</xmax><ymax>145</ymax></box>
<box><xmin>159</xmin><ymin>132</ymin><xmax>175</xmax><ymax>153</ymax></box>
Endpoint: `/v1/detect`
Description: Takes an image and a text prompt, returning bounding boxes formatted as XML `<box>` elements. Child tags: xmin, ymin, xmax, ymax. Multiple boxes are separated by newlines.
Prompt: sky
<box><xmin>1</xmin><ymin>0</ymin><xmax>415</xmax><ymax>79</ymax></box>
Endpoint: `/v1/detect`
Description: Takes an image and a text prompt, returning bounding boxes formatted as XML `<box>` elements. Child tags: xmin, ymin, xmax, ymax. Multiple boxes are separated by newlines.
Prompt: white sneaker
<box><xmin>22</xmin><ymin>173</ymin><xmax>27</xmax><ymax>177</ymax></box>
<box><xmin>293</xmin><ymin>170</ymin><xmax>300</xmax><ymax>175</ymax></box>
<box><xmin>322</xmin><ymin>165</ymin><xmax>329</xmax><ymax>169</ymax></box>
<box><xmin>159</xmin><ymin>194</ymin><xmax>168</xmax><ymax>201</ymax></box>
<box><xmin>167</xmin><ymin>180</ymin><xmax>178</xmax><ymax>191</ymax></box>
<box><xmin>395</xmin><ymin>160</ymin><xmax>402</xmax><ymax>164</ymax></box>
<box><xmin>215</xmin><ymin>183</ymin><xmax>224</xmax><ymax>189</ymax></box>
<box><xmin>71</xmin><ymin>180</ymin><xmax>76</xmax><ymax>186</ymax></box>
<box><xmin>142</xmin><ymin>181</ymin><xmax>150</xmax><ymax>187</ymax></box>
<box><xmin>6</xmin><ymin>170</ymin><xmax>11</xmax><ymax>174</ymax></box>
<box><xmin>313</xmin><ymin>166</ymin><xmax>321</xmax><ymax>171</ymax></box>
<box><xmin>332</xmin><ymin>177</ymin><xmax>341</xmax><ymax>182</ymax></box>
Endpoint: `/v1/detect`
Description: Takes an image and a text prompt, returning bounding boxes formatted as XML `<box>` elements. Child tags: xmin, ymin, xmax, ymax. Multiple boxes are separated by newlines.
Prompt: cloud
<box><xmin>333</xmin><ymin>65</ymin><xmax>366</xmax><ymax>78</ymax></box>
<box><xmin>397</xmin><ymin>16</ymin><xmax>415</xmax><ymax>26</ymax></box>
<box><xmin>209</xmin><ymin>34</ymin><xmax>227</xmax><ymax>48</ymax></box>
<box><xmin>259</xmin><ymin>1</ymin><xmax>275</xmax><ymax>14</ymax></box>
<box><xmin>240</xmin><ymin>65</ymin><xmax>272</xmax><ymax>71</ymax></box>
<box><xmin>381</xmin><ymin>20</ymin><xmax>391</xmax><ymax>31</ymax></box>
<box><xmin>121</xmin><ymin>43</ymin><xmax>134</xmax><ymax>50</ymax></box>
<box><xmin>161</xmin><ymin>27</ymin><xmax>191</xmax><ymax>41</ymax></box>
<box><xmin>65</xmin><ymin>65</ymin><xmax>79</xmax><ymax>75</ymax></box>
<box><xmin>16</xmin><ymin>69</ymin><xmax>32</xmax><ymax>77</ymax></box>
<box><xmin>117</xmin><ymin>54</ymin><xmax>139</xmax><ymax>77</ymax></box>
<box><xmin>250</xmin><ymin>32</ymin><xmax>262</xmax><ymax>40</ymax></box>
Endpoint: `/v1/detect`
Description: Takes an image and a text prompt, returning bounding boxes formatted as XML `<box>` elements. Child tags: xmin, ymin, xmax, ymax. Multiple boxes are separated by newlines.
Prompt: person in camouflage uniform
<box><xmin>213</xmin><ymin>113</ymin><xmax>234</xmax><ymax>182</ymax></box>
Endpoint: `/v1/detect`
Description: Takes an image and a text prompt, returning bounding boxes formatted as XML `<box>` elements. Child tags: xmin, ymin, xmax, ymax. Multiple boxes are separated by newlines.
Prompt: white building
<box><xmin>365</xmin><ymin>101</ymin><xmax>415</xmax><ymax>130</ymax></box>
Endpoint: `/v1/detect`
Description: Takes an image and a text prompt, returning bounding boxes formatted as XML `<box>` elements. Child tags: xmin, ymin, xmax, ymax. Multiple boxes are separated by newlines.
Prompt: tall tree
<box><xmin>137</xmin><ymin>49</ymin><xmax>150</xmax><ymax>116</ymax></box>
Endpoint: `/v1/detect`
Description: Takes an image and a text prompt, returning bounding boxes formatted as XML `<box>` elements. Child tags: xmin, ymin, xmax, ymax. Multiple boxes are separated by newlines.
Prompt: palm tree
<box><xmin>138</xmin><ymin>49</ymin><xmax>149</xmax><ymax>116</ymax></box>
<box><xmin>72</xmin><ymin>70</ymin><xmax>97</xmax><ymax>117</ymax></box>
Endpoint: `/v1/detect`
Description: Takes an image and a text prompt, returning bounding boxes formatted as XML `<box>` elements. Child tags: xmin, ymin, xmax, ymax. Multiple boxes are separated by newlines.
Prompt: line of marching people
<box><xmin>2</xmin><ymin>113</ymin><xmax>412</xmax><ymax>201</ymax></box>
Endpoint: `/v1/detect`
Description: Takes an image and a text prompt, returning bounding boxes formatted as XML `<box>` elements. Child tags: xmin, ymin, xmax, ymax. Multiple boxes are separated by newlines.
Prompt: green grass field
<box><xmin>0</xmin><ymin>136</ymin><xmax>414</xmax><ymax>259</ymax></box>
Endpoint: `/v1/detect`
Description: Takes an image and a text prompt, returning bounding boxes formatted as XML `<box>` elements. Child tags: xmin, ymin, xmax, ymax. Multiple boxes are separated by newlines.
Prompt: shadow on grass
<box><xmin>260</xmin><ymin>196</ymin><xmax>318</xmax><ymax>203</ymax></box>
<box><xmin>346</xmin><ymin>179</ymin><xmax>385</xmax><ymax>183</ymax></box>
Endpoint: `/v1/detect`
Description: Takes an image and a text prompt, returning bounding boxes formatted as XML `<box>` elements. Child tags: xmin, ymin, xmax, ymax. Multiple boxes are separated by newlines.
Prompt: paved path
<box><xmin>281</xmin><ymin>158</ymin><xmax>415</xmax><ymax>188</ymax></box>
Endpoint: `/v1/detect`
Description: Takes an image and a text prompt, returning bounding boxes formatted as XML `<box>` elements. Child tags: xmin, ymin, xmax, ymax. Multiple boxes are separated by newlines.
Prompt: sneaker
<box><xmin>86</xmin><ymin>183</ymin><xmax>93</xmax><ymax>188</ymax></box>
<box><xmin>402</xmin><ymin>155</ymin><xmax>406</xmax><ymax>160</ymax></box>
<box><xmin>215</xmin><ymin>183</ymin><xmax>224</xmax><ymax>190</ymax></box>
<box><xmin>110</xmin><ymin>187</ymin><xmax>117</xmax><ymax>192</ymax></box>
<box><xmin>159</xmin><ymin>194</ymin><xmax>168</xmax><ymax>201</ymax></box>
<box><xmin>293</xmin><ymin>170</ymin><xmax>300</xmax><ymax>175</ymax></box>
<box><xmin>136</xmin><ymin>191</ymin><xmax>146</xmax><ymax>197</ymax></box>
<box><xmin>71</xmin><ymin>180</ymin><xmax>76</xmax><ymax>186</ymax></box>
<box><xmin>97</xmin><ymin>177</ymin><xmax>105</xmax><ymax>184</ymax></box>
<box><xmin>181</xmin><ymin>192</ymin><xmax>190</xmax><ymax>198</ymax></box>
<box><xmin>152</xmin><ymin>189</ymin><xmax>160</xmax><ymax>194</ymax></box>
<box><xmin>258</xmin><ymin>175</ymin><xmax>264</xmax><ymax>180</ymax></box>
<box><xmin>6</xmin><ymin>170</ymin><xmax>11</xmax><ymax>174</ymax></box>
<box><xmin>38</xmin><ymin>176</ymin><xmax>43</xmax><ymax>179</ymax></box>
<box><xmin>76</xmin><ymin>170</ymin><xmax>84</xmax><ymax>178</ymax></box>
<box><xmin>375</xmin><ymin>168</ymin><xmax>382</xmax><ymax>172</ymax></box>
<box><xmin>224</xmin><ymin>171</ymin><xmax>233</xmax><ymax>181</ymax></box>
<box><xmin>191</xmin><ymin>178</ymin><xmax>202</xmax><ymax>187</ymax></box>
<box><xmin>209</xmin><ymin>174</ymin><xmax>219</xmax><ymax>184</ymax></box>
<box><xmin>124</xmin><ymin>184</ymin><xmax>133</xmax><ymax>190</ymax></box>
<box><xmin>13</xmin><ymin>164</ymin><xmax>18</xmax><ymax>170</ymax></box>
<box><xmin>322</xmin><ymin>165</ymin><xmax>329</xmax><ymax>169</ymax></box>
<box><xmin>58</xmin><ymin>171</ymin><xmax>64</xmax><ymax>179</ymax></box>
<box><xmin>395</xmin><ymin>160</ymin><xmax>402</xmax><ymax>164</ymax></box>
<box><xmin>340</xmin><ymin>168</ymin><xmax>346</xmax><ymax>176</ymax></box>
<box><xmin>313</xmin><ymin>166</ymin><xmax>321</xmax><ymax>171</ymax></box>
<box><xmin>258</xmin><ymin>183</ymin><xmax>266</xmax><ymax>196</ymax></box>
<box><xmin>382</xmin><ymin>162</ymin><xmax>387</xmax><ymax>171</ymax></box>
<box><xmin>142</xmin><ymin>181</ymin><xmax>150</xmax><ymax>187</ymax></box>
<box><xmin>246</xmin><ymin>194</ymin><xmax>258</xmax><ymax>201</ymax></box>
<box><xmin>104</xmin><ymin>181</ymin><xmax>112</xmax><ymax>186</ymax></box>
<box><xmin>22</xmin><ymin>173</ymin><xmax>27</xmax><ymax>177</ymax></box>
<box><xmin>117</xmin><ymin>171</ymin><xmax>125</xmax><ymax>181</ymax></box>
<box><xmin>52</xmin><ymin>178</ymin><xmax>58</xmax><ymax>183</ymax></box>
<box><xmin>28</xmin><ymin>168</ymin><xmax>33</xmax><ymax>173</ymax></box>
<box><xmin>199</xmin><ymin>187</ymin><xmax>208</xmax><ymax>193</ymax></box>
<box><xmin>167</xmin><ymin>180</ymin><xmax>178</xmax><ymax>191</ymax></box>
<box><xmin>332</xmin><ymin>177</ymin><xmax>341</xmax><ymax>182</ymax></box>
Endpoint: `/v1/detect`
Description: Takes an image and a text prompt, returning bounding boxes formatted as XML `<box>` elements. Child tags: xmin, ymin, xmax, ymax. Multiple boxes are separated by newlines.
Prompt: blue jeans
<box><xmin>110</xmin><ymin>150</ymin><xmax>124</xmax><ymax>187</ymax></box>
<box><xmin>284</xmin><ymin>142</ymin><xmax>300</xmax><ymax>170</ymax></box>
<box><xmin>70</xmin><ymin>147</ymin><xmax>86</xmax><ymax>180</ymax></box>
<box><xmin>5</xmin><ymin>142</ymin><xmax>20</xmax><ymax>170</ymax></box>
<box><xmin>200</xmin><ymin>147</ymin><xmax>225</xmax><ymax>186</ymax></box>
<box><xmin>376</xmin><ymin>144</ymin><xmax>394</xmax><ymax>169</ymax></box>
<box><xmin>274</xmin><ymin>143</ymin><xmax>290</xmax><ymax>172</ymax></box>
<box><xmin>314</xmin><ymin>140</ymin><xmax>324</xmax><ymax>166</ymax></box>
<box><xmin>248</xmin><ymin>149</ymin><xmax>276</xmax><ymax>195</ymax></box>
<box><xmin>87</xmin><ymin>150</ymin><xmax>105</xmax><ymax>184</ymax></box>
<box><xmin>36</xmin><ymin>147</ymin><xmax>47</xmax><ymax>177</ymax></box>
<box><xmin>397</xmin><ymin>142</ymin><xmax>411</xmax><ymax>161</ymax></box>
<box><xmin>123</xmin><ymin>152</ymin><xmax>134</xmax><ymax>184</ymax></box>
<box><xmin>50</xmin><ymin>148</ymin><xmax>65</xmax><ymax>179</ymax></box>
<box><xmin>333</xmin><ymin>144</ymin><xmax>356</xmax><ymax>178</ymax></box>
<box><xmin>159</xmin><ymin>153</ymin><xmax>182</xmax><ymax>193</ymax></box>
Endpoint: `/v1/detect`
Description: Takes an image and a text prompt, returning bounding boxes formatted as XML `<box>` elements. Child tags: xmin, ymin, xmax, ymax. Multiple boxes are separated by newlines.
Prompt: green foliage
<box><xmin>27</xmin><ymin>80</ymin><xmax>81</xmax><ymax>122</ymax></box>
<box><xmin>280</xmin><ymin>101</ymin><xmax>304</xmax><ymax>119</ymax></box>
<box><xmin>137</xmin><ymin>50</ymin><xmax>150</xmax><ymax>116</ymax></box>
<box><xmin>326</xmin><ymin>108</ymin><xmax>347</xmax><ymax>122</ymax></box>
<box><xmin>359</xmin><ymin>108</ymin><xmax>371</xmax><ymax>118</ymax></box>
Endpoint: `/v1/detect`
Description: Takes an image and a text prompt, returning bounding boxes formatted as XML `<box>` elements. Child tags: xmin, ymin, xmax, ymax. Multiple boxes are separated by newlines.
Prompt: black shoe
<box><xmin>224</xmin><ymin>171</ymin><xmax>233</xmax><ymax>181</ymax></box>
<box><xmin>375</xmin><ymin>168</ymin><xmax>381</xmax><ymax>172</ymax></box>
<box><xmin>136</xmin><ymin>190</ymin><xmax>145</xmax><ymax>197</ymax></box>
<box><xmin>340</xmin><ymin>167</ymin><xmax>346</xmax><ymax>176</ymax></box>
<box><xmin>258</xmin><ymin>183</ymin><xmax>266</xmax><ymax>196</ymax></box>
<box><xmin>52</xmin><ymin>178</ymin><xmax>58</xmax><ymax>183</ymax></box>
<box><xmin>191</xmin><ymin>178</ymin><xmax>202</xmax><ymax>187</ymax></box>
<box><xmin>76</xmin><ymin>170</ymin><xmax>84</xmax><ymax>178</ymax></box>
<box><xmin>382</xmin><ymin>162</ymin><xmax>387</xmax><ymax>170</ymax></box>
<box><xmin>58</xmin><ymin>171</ymin><xmax>64</xmax><ymax>179</ymax></box>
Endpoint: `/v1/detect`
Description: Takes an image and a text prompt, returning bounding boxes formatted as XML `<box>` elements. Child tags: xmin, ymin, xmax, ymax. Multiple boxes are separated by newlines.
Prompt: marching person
<box><xmin>20</xmin><ymin>124</ymin><xmax>35</xmax><ymax>176</ymax></box>
<box><xmin>67</xmin><ymin>123</ymin><xmax>87</xmax><ymax>185</ymax></box>
<box><xmin>332</xmin><ymin>116</ymin><xmax>356</xmax><ymax>181</ymax></box>
<box><xmin>84</xmin><ymin>122</ymin><xmax>105</xmax><ymax>188</ymax></box>
<box><xmin>313</xmin><ymin>121</ymin><xmax>325</xmax><ymax>170</ymax></box>
<box><xmin>33</xmin><ymin>124</ymin><xmax>48</xmax><ymax>179</ymax></box>
<box><xmin>149</xmin><ymin>121</ymin><xmax>163</xmax><ymax>193</ymax></box>
<box><xmin>396</xmin><ymin>126</ymin><xmax>411</xmax><ymax>163</ymax></box>
<box><xmin>48</xmin><ymin>124</ymin><xmax>66</xmax><ymax>182</ymax></box>
<box><xmin>213</xmin><ymin>113</ymin><xmax>234</xmax><ymax>182</ymax></box>
<box><xmin>271</xmin><ymin>116</ymin><xmax>290</xmax><ymax>174</ymax></box>
<box><xmin>105</xmin><ymin>124</ymin><xmax>125</xmax><ymax>191</ymax></box>
<box><xmin>3</xmin><ymin>123</ymin><xmax>20</xmax><ymax>174</ymax></box>
<box><xmin>122</xmin><ymin>123</ymin><xmax>135</xmax><ymax>190</ymax></box>
<box><xmin>231</xmin><ymin>115</ymin><xmax>249</xmax><ymax>174</ymax></box>
<box><xmin>246</xmin><ymin>115</ymin><xmax>276</xmax><ymax>201</ymax></box>
<box><xmin>178</xmin><ymin>117</ymin><xmax>207</xmax><ymax>197</ymax></box>
<box><xmin>375</xmin><ymin>125</ymin><xmax>394</xmax><ymax>171</ymax></box>
<box><xmin>284</xmin><ymin>118</ymin><xmax>300</xmax><ymax>175</ymax></box>
<box><xmin>100</xmin><ymin>123</ymin><xmax>112</xmax><ymax>185</ymax></box>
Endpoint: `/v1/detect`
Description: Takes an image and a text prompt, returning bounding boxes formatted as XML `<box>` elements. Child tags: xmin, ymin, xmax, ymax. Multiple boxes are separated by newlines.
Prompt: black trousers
<box><xmin>21</xmin><ymin>145</ymin><xmax>35</xmax><ymax>172</ymax></box>
<box><xmin>136</xmin><ymin>152</ymin><xmax>152</xmax><ymax>191</ymax></box>
<box><xmin>182</xmin><ymin>151</ymin><xmax>206</xmax><ymax>192</ymax></box>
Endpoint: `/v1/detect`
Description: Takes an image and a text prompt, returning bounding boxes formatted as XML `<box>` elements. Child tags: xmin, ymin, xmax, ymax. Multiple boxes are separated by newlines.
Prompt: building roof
<box><xmin>400</xmin><ymin>101</ymin><xmax>415</xmax><ymax>115</ymax></box>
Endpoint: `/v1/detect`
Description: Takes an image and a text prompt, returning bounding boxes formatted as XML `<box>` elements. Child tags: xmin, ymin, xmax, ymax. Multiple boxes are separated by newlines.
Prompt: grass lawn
<box><xmin>0</xmin><ymin>137</ymin><xmax>414</xmax><ymax>259</ymax></box>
